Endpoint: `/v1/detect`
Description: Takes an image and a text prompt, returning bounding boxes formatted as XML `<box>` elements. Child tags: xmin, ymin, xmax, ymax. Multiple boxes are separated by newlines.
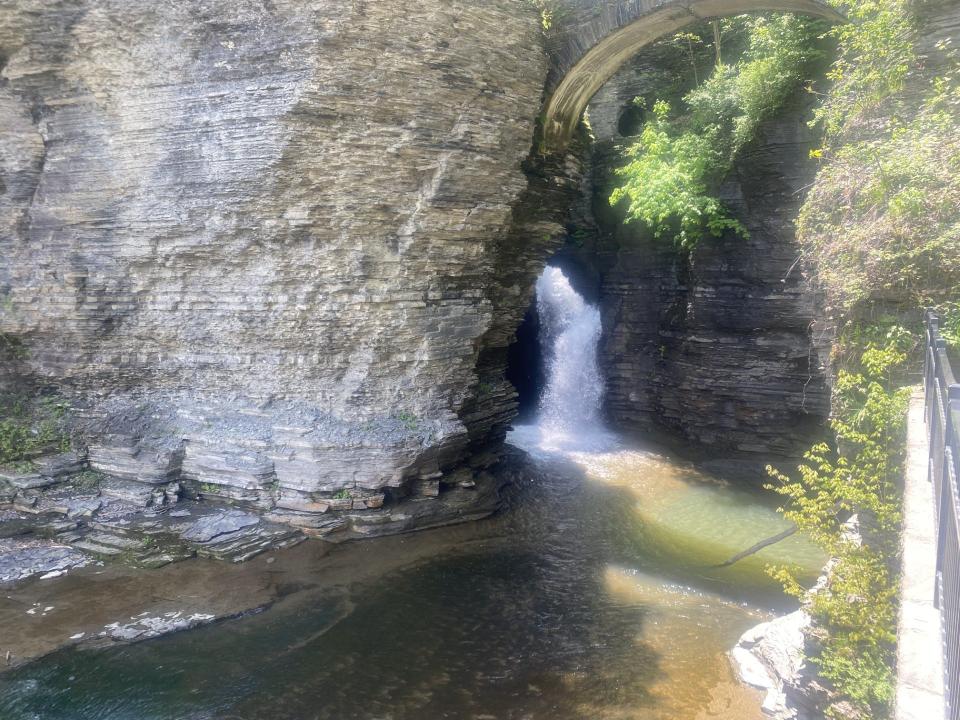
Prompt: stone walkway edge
<box><xmin>895</xmin><ymin>389</ymin><xmax>945</xmax><ymax>720</ymax></box>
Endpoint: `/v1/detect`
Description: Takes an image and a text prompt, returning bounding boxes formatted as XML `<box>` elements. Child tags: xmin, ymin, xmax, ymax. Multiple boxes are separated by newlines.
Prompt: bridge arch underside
<box><xmin>544</xmin><ymin>0</ymin><xmax>846</xmax><ymax>151</ymax></box>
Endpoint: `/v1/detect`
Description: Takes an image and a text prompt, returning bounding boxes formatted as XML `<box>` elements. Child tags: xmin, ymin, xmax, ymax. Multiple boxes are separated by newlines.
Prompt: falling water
<box><xmin>531</xmin><ymin>266</ymin><xmax>611</xmax><ymax>451</ymax></box>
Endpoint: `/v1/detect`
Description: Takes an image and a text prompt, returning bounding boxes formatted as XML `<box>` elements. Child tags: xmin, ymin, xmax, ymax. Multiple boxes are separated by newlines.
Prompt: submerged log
<box><xmin>710</xmin><ymin>526</ymin><xmax>799</xmax><ymax>569</ymax></box>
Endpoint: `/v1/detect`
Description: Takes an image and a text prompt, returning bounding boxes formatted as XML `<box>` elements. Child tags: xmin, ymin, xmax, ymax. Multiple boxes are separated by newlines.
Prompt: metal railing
<box><xmin>925</xmin><ymin>310</ymin><xmax>960</xmax><ymax>720</ymax></box>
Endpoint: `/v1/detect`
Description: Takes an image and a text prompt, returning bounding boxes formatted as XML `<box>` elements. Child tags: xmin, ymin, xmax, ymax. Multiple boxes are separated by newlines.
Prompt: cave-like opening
<box><xmin>506</xmin><ymin>250</ymin><xmax>604</xmax><ymax>424</ymax></box>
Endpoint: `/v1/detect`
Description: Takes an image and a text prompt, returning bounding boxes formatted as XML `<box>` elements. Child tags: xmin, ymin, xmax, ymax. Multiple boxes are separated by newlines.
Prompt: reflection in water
<box><xmin>0</xmin><ymin>267</ymin><xmax>823</xmax><ymax>719</ymax></box>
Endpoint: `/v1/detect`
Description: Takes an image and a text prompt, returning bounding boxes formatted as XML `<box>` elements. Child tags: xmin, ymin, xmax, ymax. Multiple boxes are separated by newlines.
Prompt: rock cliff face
<box><xmin>1</xmin><ymin>0</ymin><xmax>835</xmax><ymax>544</ymax></box>
<box><xmin>583</xmin><ymin>51</ymin><xmax>832</xmax><ymax>473</ymax></box>
<box><xmin>0</xmin><ymin>0</ymin><xmax>567</xmax><ymax>537</ymax></box>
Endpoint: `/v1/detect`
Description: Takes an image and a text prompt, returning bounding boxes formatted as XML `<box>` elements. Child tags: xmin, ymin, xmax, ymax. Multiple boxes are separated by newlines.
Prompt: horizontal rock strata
<box><xmin>0</xmin><ymin>0</ymin><xmax>564</xmax><ymax>536</ymax></box>
<box><xmin>588</xmin><ymin>69</ymin><xmax>831</xmax><ymax>472</ymax></box>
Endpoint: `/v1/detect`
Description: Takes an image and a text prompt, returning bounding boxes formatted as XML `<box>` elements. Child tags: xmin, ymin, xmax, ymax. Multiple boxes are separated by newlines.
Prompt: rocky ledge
<box><xmin>0</xmin><ymin>451</ymin><xmax>532</xmax><ymax>672</ymax></box>
<box><xmin>1</xmin><ymin>447</ymin><xmax>517</xmax><ymax>586</ymax></box>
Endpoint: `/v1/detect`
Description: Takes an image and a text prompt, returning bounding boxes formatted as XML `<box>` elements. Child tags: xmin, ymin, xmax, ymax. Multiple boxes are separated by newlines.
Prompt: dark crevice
<box><xmin>616</xmin><ymin>103</ymin><xmax>645</xmax><ymax>137</ymax></box>
<box><xmin>505</xmin><ymin>300</ymin><xmax>543</xmax><ymax>423</ymax></box>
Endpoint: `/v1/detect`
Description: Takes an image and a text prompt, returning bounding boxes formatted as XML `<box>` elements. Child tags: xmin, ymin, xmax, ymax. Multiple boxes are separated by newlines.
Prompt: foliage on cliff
<box><xmin>602</xmin><ymin>1</ymin><xmax>949</xmax><ymax>716</ymax></box>
<box><xmin>529</xmin><ymin>0</ymin><xmax>570</xmax><ymax>31</ymax></box>
<box><xmin>608</xmin><ymin>99</ymin><xmax>747</xmax><ymax>248</ymax></box>
<box><xmin>771</xmin><ymin>1</ymin><xmax>959</xmax><ymax>716</ymax></box>
<box><xmin>0</xmin><ymin>395</ymin><xmax>71</xmax><ymax>471</ymax></box>
<box><xmin>799</xmin><ymin>0</ymin><xmax>960</xmax><ymax>314</ymax></box>
<box><xmin>610</xmin><ymin>15</ymin><xmax>825</xmax><ymax>249</ymax></box>
<box><xmin>941</xmin><ymin>302</ymin><xmax>960</xmax><ymax>348</ymax></box>
<box><xmin>768</xmin><ymin>323</ymin><xmax>911</xmax><ymax>718</ymax></box>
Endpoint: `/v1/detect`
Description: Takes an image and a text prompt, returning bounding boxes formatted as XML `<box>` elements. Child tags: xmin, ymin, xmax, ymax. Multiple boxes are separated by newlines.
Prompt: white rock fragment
<box><xmin>731</xmin><ymin>645</ymin><xmax>774</xmax><ymax>689</ymax></box>
<box><xmin>729</xmin><ymin>609</ymin><xmax>810</xmax><ymax>720</ymax></box>
<box><xmin>101</xmin><ymin>612</ymin><xmax>217</xmax><ymax>643</ymax></box>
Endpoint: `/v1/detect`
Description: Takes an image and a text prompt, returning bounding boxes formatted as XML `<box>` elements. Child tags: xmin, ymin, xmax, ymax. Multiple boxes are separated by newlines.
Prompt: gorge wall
<box><xmin>560</xmin><ymin>41</ymin><xmax>833</xmax><ymax>474</ymax></box>
<box><xmin>0</xmin><ymin>0</ymin><xmax>573</xmax><ymax>538</ymax></box>
<box><xmin>1</xmin><ymin>0</ymin><xmax>835</xmax><ymax>544</ymax></box>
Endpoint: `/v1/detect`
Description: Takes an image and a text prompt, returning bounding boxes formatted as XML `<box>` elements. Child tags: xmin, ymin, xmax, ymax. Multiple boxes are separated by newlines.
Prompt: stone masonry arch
<box><xmin>543</xmin><ymin>0</ymin><xmax>846</xmax><ymax>151</ymax></box>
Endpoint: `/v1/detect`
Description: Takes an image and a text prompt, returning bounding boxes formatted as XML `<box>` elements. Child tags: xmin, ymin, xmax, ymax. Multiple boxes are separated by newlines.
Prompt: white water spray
<box><xmin>516</xmin><ymin>265</ymin><xmax>614</xmax><ymax>453</ymax></box>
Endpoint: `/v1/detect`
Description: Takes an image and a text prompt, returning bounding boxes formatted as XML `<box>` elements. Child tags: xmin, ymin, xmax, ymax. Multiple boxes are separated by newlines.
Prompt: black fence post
<box><xmin>925</xmin><ymin>312</ymin><xmax>958</xmax><ymax>720</ymax></box>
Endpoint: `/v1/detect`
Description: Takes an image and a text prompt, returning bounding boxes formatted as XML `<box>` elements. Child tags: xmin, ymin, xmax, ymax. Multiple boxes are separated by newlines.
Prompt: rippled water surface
<box><xmin>0</xmin><ymin>431</ymin><xmax>824</xmax><ymax>720</ymax></box>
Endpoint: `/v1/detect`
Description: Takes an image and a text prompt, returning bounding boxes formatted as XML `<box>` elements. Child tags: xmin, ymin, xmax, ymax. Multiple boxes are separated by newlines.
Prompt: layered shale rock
<box><xmin>1</xmin><ymin>0</ymin><xmax>839</xmax><ymax>551</ymax></box>
<box><xmin>0</xmin><ymin>0</ymin><xmax>566</xmax><ymax>538</ymax></box>
<box><xmin>579</xmin><ymin>51</ymin><xmax>832</xmax><ymax>473</ymax></box>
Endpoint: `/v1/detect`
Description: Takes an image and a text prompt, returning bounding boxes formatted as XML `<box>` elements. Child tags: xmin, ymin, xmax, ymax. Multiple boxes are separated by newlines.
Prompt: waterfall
<box><xmin>532</xmin><ymin>266</ymin><xmax>610</xmax><ymax>451</ymax></box>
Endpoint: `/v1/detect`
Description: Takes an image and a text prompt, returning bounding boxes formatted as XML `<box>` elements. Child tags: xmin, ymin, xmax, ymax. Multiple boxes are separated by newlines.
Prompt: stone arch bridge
<box><xmin>542</xmin><ymin>0</ymin><xmax>846</xmax><ymax>151</ymax></box>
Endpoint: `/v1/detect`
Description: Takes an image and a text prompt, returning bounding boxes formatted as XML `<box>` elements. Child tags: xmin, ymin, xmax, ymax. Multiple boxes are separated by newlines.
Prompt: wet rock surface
<box><xmin>0</xmin><ymin>541</ymin><xmax>88</xmax><ymax>584</ymax></box>
<box><xmin>730</xmin><ymin>609</ymin><xmax>810</xmax><ymax>718</ymax></box>
<box><xmin>0</xmin><ymin>447</ymin><xmax>525</xmax><ymax>590</ymax></box>
<box><xmin>0</xmin><ymin>0</ymin><xmax>555</xmax><ymax>536</ymax></box>
<box><xmin>180</xmin><ymin>510</ymin><xmax>260</xmax><ymax>543</ymax></box>
<box><xmin>0</xmin><ymin>458</ymin><xmax>305</xmax><ymax>574</ymax></box>
<box><xmin>0</xmin><ymin>454</ymin><xmax>532</xmax><ymax>672</ymax></box>
<box><xmin>0</xmin><ymin>445</ymin><xmax>525</xmax><ymax>608</ymax></box>
<box><xmin>98</xmin><ymin>612</ymin><xmax>218</xmax><ymax>644</ymax></box>
<box><xmin>0</xmin><ymin>546</ymin><xmax>291</xmax><ymax>670</ymax></box>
